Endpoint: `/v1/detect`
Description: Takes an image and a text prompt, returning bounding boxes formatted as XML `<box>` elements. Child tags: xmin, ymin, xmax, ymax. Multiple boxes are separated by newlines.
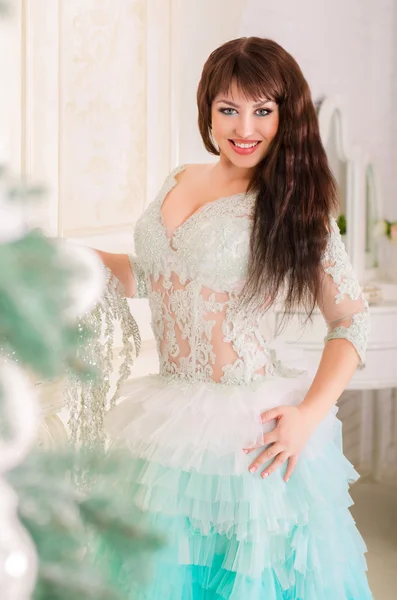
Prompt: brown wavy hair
<box><xmin>197</xmin><ymin>37</ymin><xmax>338</xmax><ymax>321</ymax></box>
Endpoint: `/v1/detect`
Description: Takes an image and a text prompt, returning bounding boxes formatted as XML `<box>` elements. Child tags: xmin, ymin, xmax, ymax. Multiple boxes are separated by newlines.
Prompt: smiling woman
<box><xmin>97</xmin><ymin>37</ymin><xmax>373</xmax><ymax>600</ymax></box>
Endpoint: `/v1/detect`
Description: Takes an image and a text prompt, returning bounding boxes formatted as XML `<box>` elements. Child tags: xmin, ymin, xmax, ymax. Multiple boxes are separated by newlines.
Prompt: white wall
<box><xmin>2</xmin><ymin>0</ymin><xmax>172</xmax><ymax>247</ymax></box>
<box><xmin>0</xmin><ymin>0</ymin><xmax>21</xmax><ymax>170</ymax></box>
<box><xmin>174</xmin><ymin>0</ymin><xmax>397</xmax><ymax>219</ymax></box>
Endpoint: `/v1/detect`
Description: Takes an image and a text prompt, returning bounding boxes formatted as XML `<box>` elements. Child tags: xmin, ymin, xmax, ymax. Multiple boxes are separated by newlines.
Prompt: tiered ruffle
<box><xmin>104</xmin><ymin>373</ymin><xmax>373</xmax><ymax>599</ymax></box>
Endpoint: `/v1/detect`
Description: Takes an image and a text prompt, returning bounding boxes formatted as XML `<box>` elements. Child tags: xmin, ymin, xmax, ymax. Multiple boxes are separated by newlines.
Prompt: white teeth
<box><xmin>233</xmin><ymin>141</ymin><xmax>259</xmax><ymax>148</ymax></box>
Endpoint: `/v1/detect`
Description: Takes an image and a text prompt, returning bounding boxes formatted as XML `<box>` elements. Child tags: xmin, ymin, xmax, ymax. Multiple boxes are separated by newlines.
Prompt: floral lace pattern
<box><xmin>324</xmin><ymin>312</ymin><xmax>368</xmax><ymax>366</ymax></box>
<box><xmin>319</xmin><ymin>218</ymin><xmax>370</xmax><ymax>368</ymax></box>
<box><xmin>322</xmin><ymin>218</ymin><xmax>362</xmax><ymax>303</ymax></box>
<box><xmin>128</xmin><ymin>256</ymin><xmax>147</xmax><ymax>298</ymax></box>
<box><xmin>128</xmin><ymin>165</ymin><xmax>370</xmax><ymax>384</ymax></box>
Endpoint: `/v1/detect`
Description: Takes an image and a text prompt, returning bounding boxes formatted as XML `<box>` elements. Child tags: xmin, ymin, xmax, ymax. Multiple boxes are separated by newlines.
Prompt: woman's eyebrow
<box><xmin>215</xmin><ymin>99</ymin><xmax>272</xmax><ymax>108</ymax></box>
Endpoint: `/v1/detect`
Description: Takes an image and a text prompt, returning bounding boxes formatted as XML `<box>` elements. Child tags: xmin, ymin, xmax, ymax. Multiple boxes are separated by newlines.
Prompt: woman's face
<box><xmin>211</xmin><ymin>80</ymin><xmax>279</xmax><ymax>169</ymax></box>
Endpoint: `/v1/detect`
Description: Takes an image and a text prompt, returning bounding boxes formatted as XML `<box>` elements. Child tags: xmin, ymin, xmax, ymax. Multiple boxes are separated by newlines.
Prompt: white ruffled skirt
<box><xmin>104</xmin><ymin>370</ymin><xmax>373</xmax><ymax>599</ymax></box>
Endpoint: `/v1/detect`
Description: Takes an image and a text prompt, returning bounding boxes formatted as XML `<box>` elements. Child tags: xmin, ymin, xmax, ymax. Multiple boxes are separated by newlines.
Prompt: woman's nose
<box><xmin>234</xmin><ymin>115</ymin><xmax>255</xmax><ymax>138</ymax></box>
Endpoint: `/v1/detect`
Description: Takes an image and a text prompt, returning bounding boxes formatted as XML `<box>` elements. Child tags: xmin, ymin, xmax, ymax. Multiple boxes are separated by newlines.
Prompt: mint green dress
<box><xmin>105</xmin><ymin>165</ymin><xmax>373</xmax><ymax>599</ymax></box>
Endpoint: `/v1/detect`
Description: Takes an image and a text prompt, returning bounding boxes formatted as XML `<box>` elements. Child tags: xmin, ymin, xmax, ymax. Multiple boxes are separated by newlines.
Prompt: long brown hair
<box><xmin>197</xmin><ymin>37</ymin><xmax>338</xmax><ymax>320</ymax></box>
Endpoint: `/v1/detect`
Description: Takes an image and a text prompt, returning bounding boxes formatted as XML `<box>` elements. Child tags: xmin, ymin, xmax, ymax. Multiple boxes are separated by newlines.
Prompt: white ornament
<box><xmin>0</xmin><ymin>361</ymin><xmax>39</xmax><ymax>598</ymax></box>
<box><xmin>56</xmin><ymin>241</ymin><xmax>106</xmax><ymax>319</ymax></box>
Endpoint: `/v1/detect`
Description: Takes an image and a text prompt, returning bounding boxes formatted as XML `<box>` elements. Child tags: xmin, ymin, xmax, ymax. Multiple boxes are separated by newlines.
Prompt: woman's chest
<box><xmin>134</xmin><ymin>197</ymin><xmax>255</xmax><ymax>291</ymax></box>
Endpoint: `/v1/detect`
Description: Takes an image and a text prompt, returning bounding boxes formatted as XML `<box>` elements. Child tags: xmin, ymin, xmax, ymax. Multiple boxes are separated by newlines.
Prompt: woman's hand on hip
<box><xmin>243</xmin><ymin>405</ymin><xmax>316</xmax><ymax>482</ymax></box>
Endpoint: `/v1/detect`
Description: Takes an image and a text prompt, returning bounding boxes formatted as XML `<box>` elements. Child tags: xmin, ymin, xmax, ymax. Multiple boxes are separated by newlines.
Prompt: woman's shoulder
<box><xmin>168</xmin><ymin>162</ymin><xmax>213</xmax><ymax>182</ymax></box>
<box><xmin>154</xmin><ymin>163</ymin><xmax>213</xmax><ymax>204</ymax></box>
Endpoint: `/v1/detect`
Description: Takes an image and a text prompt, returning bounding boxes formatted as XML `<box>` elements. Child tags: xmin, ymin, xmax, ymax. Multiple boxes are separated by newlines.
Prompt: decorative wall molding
<box><xmin>59</xmin><ymin>0</ymin><xmax>147</xmax><ymax>236</ymax></box>
<box><xmin>0</xmin><ymin>0</ymin><xmax>22</xmax><ymax>172</ymax></box>
<box><xmin>145</xmin><ymin>0</ymin><xmax>173</xmax><ymax>202</ymax></box>
<box><xmin>21</xmin><ymin>0</ymin><xmax>60</xmax><ymax>235</ymax></box>
<box><xmin>13</xmin><ymin>0</ymin><xmax>173</xmax><ymax>245</ymax></box>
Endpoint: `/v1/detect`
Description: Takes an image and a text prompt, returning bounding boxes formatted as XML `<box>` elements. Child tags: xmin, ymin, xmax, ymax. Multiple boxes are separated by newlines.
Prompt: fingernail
<box><xmin>249</xmin><ymin>466</ymin><xmax>257</xmax><ymax>473</ymax></box>
<box><xmin>262</xmin><ymin>472</ymin><xmax>269</xmax><ymax>479</ymax></box>
<box><xmin>242</xmin><ymin>449</ymin><xmax>248</xmax><ymax>454</ymax></box>
<box><xmin>285</xmin><ymin>477</ymin><xmax>289</xmax><ymax>483</ymax></box>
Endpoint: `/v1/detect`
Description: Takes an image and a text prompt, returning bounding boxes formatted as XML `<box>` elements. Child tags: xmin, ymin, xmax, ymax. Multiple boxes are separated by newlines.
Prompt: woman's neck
<box><xmin>210</xmin><ymin>155</ymin><xmax>254</xmax><ymax>187</ymax></box>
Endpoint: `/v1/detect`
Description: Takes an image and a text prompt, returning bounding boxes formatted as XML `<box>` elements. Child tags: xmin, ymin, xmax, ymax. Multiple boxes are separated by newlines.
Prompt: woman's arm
<box><xmin>93</xmin><ymin>250</ymin><xmax>148</xmax><ymax>298</ymax></box>
<box><xmin>298</xmin><ymin>337</ymin><xmax>361</xmax><ymax>424</ymax></box>
<box><xmin>299</xmin><ymin>216</ymin><xmax>370</xmax><ymax>420</ymax></box>
<box><xmin>246</xmin><ymin>218</ymin><xmax>370</xmax><ymax>480</ymax></box>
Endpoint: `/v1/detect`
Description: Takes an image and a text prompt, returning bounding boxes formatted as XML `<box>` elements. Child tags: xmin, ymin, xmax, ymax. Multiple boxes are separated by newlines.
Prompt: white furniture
<box><xmin>273</xmin><ymin>300</ymin><xmax>397</xmax><ymax>391</ymax></box>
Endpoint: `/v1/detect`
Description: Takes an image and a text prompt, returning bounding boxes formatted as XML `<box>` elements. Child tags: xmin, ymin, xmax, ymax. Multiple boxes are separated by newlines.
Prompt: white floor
<box><xmin>350</xmin><ymin>479</ymin><xmax>397</xmax><ymax>599</ymax></box>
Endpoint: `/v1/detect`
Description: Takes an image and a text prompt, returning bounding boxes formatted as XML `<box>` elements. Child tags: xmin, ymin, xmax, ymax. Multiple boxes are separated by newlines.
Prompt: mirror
<box><xmin>316</xmin><ymin>97</ymin><xmax>351</xmax><ymax>252</ymax></box>
<box><xmin>316</xmin><ymin>96</ymin><xmax>367</xmax><ymax>280</ymax></box>
<box><xmin>325</xmin><ymin>110</ymin><xmax>348</xmax><ymax>243</ymax></box>
<box><xmin>364</xmin><ymin>164</ymin><xmax>380</xmax><ymax>272</ymax></box>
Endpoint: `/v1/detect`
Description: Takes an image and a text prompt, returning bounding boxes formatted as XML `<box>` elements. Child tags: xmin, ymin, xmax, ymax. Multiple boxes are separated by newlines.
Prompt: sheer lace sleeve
<box><xmin>65</xmin><ymin>268</ymin><xmax>141</xmax><ymax>448</ymax></box>
<box><xmin>317</xmin><ymin>218</ymin><xmax>370</xmax><ymax>368</ymax></box>
<box><xmin>128</xmin><ymin>255</ymin><xmax>148</xmax><ymax>298</ymax></box>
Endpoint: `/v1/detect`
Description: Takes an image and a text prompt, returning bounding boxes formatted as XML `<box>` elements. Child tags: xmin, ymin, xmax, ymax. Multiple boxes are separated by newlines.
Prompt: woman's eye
<box><xmin>219</xmin><ymin>108</ymin><xmax>237</xmax><ymax>115</ymax></box>
<box><xmin>219</xmin><ymin>107</ymin><xmax>272</xmax><ymax>117</ymax></box>
<box><xmin>256</xmin><ymin>108</ymin><xmax>271</xmax><ymax>117</ymax></box>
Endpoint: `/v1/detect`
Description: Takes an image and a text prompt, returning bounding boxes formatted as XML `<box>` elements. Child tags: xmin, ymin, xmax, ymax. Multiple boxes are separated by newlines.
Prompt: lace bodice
<box><xmin>129</xmin><ymin>165</ymin><xmax>369</xmax><ymax>385</ymax></box>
